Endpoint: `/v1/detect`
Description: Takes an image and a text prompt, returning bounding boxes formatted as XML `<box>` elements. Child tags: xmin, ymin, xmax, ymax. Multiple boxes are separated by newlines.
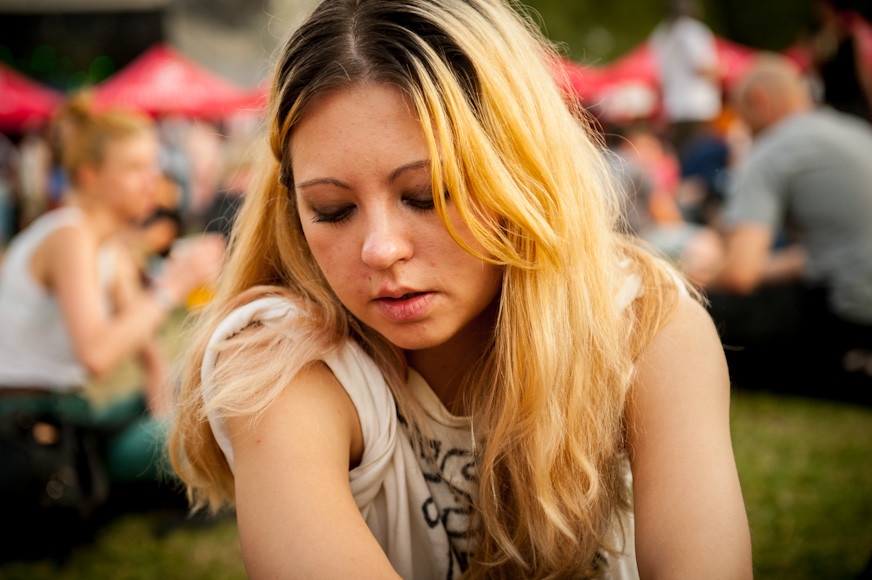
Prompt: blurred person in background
<box><xmin>0</xmin><ymin>133</ymin><xmax>21</xmax><ymax>245</ymax></box>
<box><xmin>614</xmin><ymin>126</ymin><xmax>683</xmax><ymax>224</ymax></box>
<box><xmin>810</xmin><ymin>0</ymin><xmax>872</xmax><ymax>122</ymax></box>
<box><xmin>121</xmin><ymin>173</ymin><xmax>185</xmax><ymax>273</ymax></box>
<box><xmin>649</xmin><ymin>0</ymin><xmax>722</xmax><ymax>158</ymax></box>
<box><xmin>0</xmin><ymin>97</ymin><xmax>224</xmax><ymax>554</ymax></box>
<box><xmin>184</xmin><ymin>121</ymin><xmax>224</xmax><ymax>229</ymax></box>
<box><xmin>203</xmin><ymin>136</ymin><xmax>259</xmax><ymax>241</ymax></box>
<box><xmin>106</xmin><ymin>174</ymin><xmax>185</xmax><ymax>418</ymax></box>
<box><xmin>674</xmin><ymin>122</ymin><xmax>733</xmax><ymax>228</ymax></box>
<box><xmin>157</xmin><ymin>116</ymin><xmax>192</xmax><ymax>219</ymax></box>
<box><xmin>606</xmin><ymin>128</ymin><xmax>725</xmax><ymax>288</ymax></box>
<box><xmin>693</xmin><ymin>54</ymin><xmax>872</xmax><ymax>401</ymax></box>
<box><xmin>16</xmin><ymin>128</ymin><xmax>54</xmax><ymax>233</ymax></box>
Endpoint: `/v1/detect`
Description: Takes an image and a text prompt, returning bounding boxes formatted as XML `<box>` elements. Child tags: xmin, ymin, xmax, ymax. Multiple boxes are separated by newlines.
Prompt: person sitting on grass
<box><xmin>170</xmin><ymin>0</ymin><xmax>752</xmax><ymax>578</ymax></box>
<box><xmin>0</xmin><ymin>98</ymin><xmax>224</xmax><ymax>532</ymax></box>
<box><xmin>694</xmin><ymin>54</ymin><xmax>872</xmax><ymax>398</ymax></box>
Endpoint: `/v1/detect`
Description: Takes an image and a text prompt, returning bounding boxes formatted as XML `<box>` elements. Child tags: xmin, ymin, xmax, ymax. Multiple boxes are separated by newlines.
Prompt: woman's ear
<box><xmin>76</xmin><ymin>163</ymin><xmax>99</xmax><ymax>191</ymax></box>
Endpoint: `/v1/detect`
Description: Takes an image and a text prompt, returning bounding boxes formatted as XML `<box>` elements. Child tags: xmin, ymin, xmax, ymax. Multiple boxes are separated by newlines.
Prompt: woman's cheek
<box><xmin>310</xmin><ymin>244</ymin><xmax>352</xmax><ymax>289</ymax></box>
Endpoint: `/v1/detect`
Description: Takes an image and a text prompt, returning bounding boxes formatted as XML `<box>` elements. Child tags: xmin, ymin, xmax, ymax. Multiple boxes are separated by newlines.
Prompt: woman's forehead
<box><xmin>289</xmin><ymin>83</ymin><xmax>428</xmax><ymax>172</ymax></box>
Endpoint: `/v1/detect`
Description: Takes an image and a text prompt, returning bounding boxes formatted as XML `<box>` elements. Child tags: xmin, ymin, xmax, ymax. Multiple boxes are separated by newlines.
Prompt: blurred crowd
<box><xmin>0</xmin><ymin>107</ymin><xmax>256</xmax><ymax>249</ymax></box>
<box><xmin>602</xmin><ymin>0</ymin><xmax>872</xmax><ymax>403</ymax></box>
<box><xmin>0</xmin><ymin>0</ymin><xmax>869</xmax><ymax>564</ymax></box>
<box><xmin>0</xmin><ymin>94</ymin><xmax>251</xmax><ymax>560</ymax></box>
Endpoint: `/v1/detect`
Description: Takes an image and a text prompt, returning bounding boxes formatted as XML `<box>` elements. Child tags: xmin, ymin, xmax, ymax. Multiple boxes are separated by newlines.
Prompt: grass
<box><xmin>2</xmin><ymin>309</ymin><xmax>870</xmax><ymax>578</ymax></box>
<box><xmin>732</xmin><ymin>390</ymin><xmax>872</xmax><ymax>579</ymax></box>
<box><xmin>0</xmin><ymin>511</ymin><xmax>245</xmax><ymax>580</ymax></box>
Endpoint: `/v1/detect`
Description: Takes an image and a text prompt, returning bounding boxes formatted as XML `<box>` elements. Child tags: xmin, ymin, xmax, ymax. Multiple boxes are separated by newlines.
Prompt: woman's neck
<box><xmin>404</xmin><ymin>298</ymin><xmax>498</xmax><ymax>415</ymax></box>
<box><xmin>65</xmin><ymin>193</ymin><xmax>123</xmax><ymax>244</ymax></box>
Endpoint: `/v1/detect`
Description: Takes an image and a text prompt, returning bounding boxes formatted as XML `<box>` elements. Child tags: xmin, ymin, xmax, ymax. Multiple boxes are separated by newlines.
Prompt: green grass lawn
<box><xmin>732</xmin><ymin>390</ymin><xmax>872</xmax><ymax>579</ymax></box>
<box><xmin>0</xmin><ymin>510</ymin><xmax>246</xmax><ymax>580</ymax></box>
<box><xmin>2</xmin><ymin>311</ymin><xmax>870</xmax><ymax>580</ymax></box>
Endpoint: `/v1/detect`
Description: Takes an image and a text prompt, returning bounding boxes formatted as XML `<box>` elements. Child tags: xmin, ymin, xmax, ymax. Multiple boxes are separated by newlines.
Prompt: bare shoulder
<box><xmin>226</xmin><ymin>360</ymin><xmax>389</xmax><ymax>577</ymax></box>
<box><xmin>655</xmin><ymin>291</ymin><xmax>721</xmax><ymax>344</ymax></box>
<box><xmin>627</xmin><ymin>293</ymin><xmax>752</xmax><ymax>578</ymax></box>
<box><xmin>30</xmin><ymin>220</ymin><xmax>94</xmax><ymax>288</ymax></box>
<box><xmin>229</xmin><ymin>360</ymin><xmax>356</xmax><ymax>436</ymax></box>
<box><xmin>627</xmin><ymin>292</ymin><xmax>730</xmax><ymax>447</ymax></box>
<box><xmin>43</xmin><ymin>216</ymin><xmax>95</xmax><ymax>255</ymax></box>
<box><xmin>225</xmin><ymin>358</ymin><xmax>364</xmax><ymax>472</ymax></box>
<box><xmin>634</xmin><ymin>292</ymin><xmax>727</xmax><ymax>391</ymax></box>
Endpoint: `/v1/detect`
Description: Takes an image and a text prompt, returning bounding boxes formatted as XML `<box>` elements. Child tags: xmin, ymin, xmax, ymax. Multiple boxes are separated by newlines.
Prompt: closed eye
<box><xmin>403</xmin><ymin>185</ymin><xmax>450</xmax><ymax>212</ymax></box>
<box><xmin>403</xmin><ymin>194</ymin><xmax>435</xmax><ymax>211</ymax></box>
<box><xmin>311</xmin><ymin>204</ymin><xmax>355</xmax><ymax>225</ymax></box>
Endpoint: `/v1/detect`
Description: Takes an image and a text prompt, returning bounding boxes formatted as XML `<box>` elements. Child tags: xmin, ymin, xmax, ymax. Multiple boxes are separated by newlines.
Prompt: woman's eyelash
<box><xmin>403</xmin><ymin>187</ymin><xmax>450</xmax><ymax>210</ymax></box>
<box><xmin>309</xmin><ymin>188</ymin><xmax>450</xmax><ymax>223</ymax></box>
<box><xmin>403</xmin><ymin>194</ymin><xmax>435</xmax><ymax>210</ymax></box>
<box><xmin>312</xmin><ymin>205</ymin><xmax>354</xmax><ymax>224</ymax></box>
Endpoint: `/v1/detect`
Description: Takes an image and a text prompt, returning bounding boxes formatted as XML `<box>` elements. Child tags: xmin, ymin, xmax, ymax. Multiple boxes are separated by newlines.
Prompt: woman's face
<box><xmin>291</xmin><ymin>82</ymin><xmax>503</xmax><ymax>353</ymax></box>
<box><xmin>88</xmin><ymin>132</ymin><xmax>160</xmax><ymax>223</ymax></box>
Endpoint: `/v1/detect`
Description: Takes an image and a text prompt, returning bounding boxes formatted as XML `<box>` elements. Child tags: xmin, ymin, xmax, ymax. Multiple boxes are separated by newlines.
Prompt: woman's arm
<box><xmin>627</xmin><ymin>294</ymin><xmax>752</xmax><ymax>579</ymax></box>
<box><xmin>42</xmin><ymin>224</ymin><xmax>169</xmax><ymax>377</ymax></box>
<box><xmin>40</xmin><ymin>225</ymin><xmax>222</xmax><ymax>378</ymax></box>
<box><xmin>137</xmin><ymin>339</ymin><xmax>171</xmax><ymax>415</ymax></box>
<box><xmin>226</xmin><ymin>361</ymin><xmax>401</xmax><ymax>579</ymax></box>
<box><xmin>109</xmin><ymin>245</ymin><xmax>172</xmax><ymax>416</ymax></box>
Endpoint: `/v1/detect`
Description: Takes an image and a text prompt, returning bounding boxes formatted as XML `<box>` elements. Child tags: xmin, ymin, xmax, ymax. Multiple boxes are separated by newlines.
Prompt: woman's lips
<box><xmin>375</xmin><ymin>291</ymin><xmax>435</xmax><ymax>322</ymax></box>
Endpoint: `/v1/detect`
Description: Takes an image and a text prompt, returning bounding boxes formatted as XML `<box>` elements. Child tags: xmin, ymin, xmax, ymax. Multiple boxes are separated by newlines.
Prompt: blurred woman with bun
<box><xmin>0</xmin><ymin>98</ymin><xmax>223</xmax><ymax>489</ymax></box>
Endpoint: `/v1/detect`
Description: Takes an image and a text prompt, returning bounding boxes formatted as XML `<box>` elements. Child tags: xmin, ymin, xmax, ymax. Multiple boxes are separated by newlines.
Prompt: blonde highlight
<box><xmin>169</xmin><ymin>0</ymin><xmax>688</xmax><ymax>575</ymax></box>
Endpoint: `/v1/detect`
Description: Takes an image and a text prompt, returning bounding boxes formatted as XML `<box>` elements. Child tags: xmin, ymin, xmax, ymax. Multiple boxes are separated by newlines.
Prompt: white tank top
<box><xmin>203</xmin><ymin>297</ymin><xmax>640</xmax><ymax>580</ymax></box>
<box><xmin>0</xmin><ymin>207</ymin><xmax>115</xmax><ymax>391</ymax></box>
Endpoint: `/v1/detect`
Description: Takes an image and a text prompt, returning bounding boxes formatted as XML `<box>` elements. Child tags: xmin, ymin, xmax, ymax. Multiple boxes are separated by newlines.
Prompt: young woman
<box><xmin>170</xmin><ymin>0</ymin><xmax>752</xmax><ymax>577</ymax></box>
<box><xmin>0</xmin><ymin>99</ymin><xmax>222</xmax><ymax>484</ymax></box>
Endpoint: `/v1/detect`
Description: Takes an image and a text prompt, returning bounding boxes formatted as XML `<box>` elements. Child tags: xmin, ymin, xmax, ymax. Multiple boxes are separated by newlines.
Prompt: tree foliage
<box><xmin>520</xmin><ymin>0</ymin><xmax>818</xmax><ymax>64</ymax></box>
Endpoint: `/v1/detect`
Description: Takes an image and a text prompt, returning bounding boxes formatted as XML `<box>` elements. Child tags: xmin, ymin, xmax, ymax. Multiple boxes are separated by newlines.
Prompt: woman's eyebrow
<box><xmin>295</xmin><ymin>177</ymin><xmax>352</xmax><ymax>190</ymax></box>
<box><xmin>296</xmin><ymin>159</ymin><xmax>430</xmax><ymax>191</ymax></box>
<box><xmin>388</xmin><ymin>159</ymin><xmax>430</xmax><ymax>183</ymax></box>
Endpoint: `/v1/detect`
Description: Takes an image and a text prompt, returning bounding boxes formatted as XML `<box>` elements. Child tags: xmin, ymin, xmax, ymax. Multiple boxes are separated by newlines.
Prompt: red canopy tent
<box><xmin>573</xmin><ymin>36</ymin><xmax>759</xmax><ymax>122</ymax></box>
<box><xmin>713</xmin><ymin>37</ymin><xmax>759</xmax><ymax>88</ymax></box>
<box><xmin>91</xmin><ymin>43</ymin><xmax>257</xmax><ymax>119</ymax></box>
<box><xmin>551</xmin><ymin>57</ymin><xmax>609</xmax><ymax>104</ymax></box>
<box><xmin>599</xmin><ymin>43</ymin><xmax>659</xmax><ymax>89</ymax></box>
<box><xmin>569</xmin><ymin>45</ymin><xmax>661</xmax><ymax>122</ymax></box>
<box><xmin>240</xmin><ymin>77</ymin><xmax>271</xmax><ymax>113</ymax></box>
<box><xmin>598</xmin><ymin>36</ymin><xmax>758</xmax><ymax>91</ymax></box>
<box><xmin>0</xmin><ymin>62</ymin><xmax>63</xmax><ymax>133</ymax></box>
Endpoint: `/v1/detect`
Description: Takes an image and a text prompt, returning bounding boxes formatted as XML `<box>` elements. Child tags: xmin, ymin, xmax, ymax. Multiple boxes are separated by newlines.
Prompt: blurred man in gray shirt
<box><xmin>697</xmin><ymin>54</ymin><xmax>872</xmax><ymax>400</ymax></box>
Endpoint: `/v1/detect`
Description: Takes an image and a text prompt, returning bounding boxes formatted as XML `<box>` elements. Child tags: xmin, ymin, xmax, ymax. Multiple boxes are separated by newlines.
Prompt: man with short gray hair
<box><xmin>699</xmin><ymin>54</ymin><xmax>872</xmax><ymax>399</ymax></box>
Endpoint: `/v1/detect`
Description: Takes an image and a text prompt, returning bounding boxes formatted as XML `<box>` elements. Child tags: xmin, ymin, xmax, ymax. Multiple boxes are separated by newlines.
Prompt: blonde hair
<box><xmin>54</xmin><ymin>95</ymin><xmax>154</xmax><ymax>185</ymax></box>
<box><xmin>170</xmin><ymin>0</ymin><xmax>684</xmax><ymax>577</ymax></box>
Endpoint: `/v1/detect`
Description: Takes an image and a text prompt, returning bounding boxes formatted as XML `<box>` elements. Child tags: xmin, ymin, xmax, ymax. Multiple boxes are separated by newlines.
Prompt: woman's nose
<box><xmin>361</xmin><ymin>214</ymin><xmax>413</xmax><ymax>270</ymax></box>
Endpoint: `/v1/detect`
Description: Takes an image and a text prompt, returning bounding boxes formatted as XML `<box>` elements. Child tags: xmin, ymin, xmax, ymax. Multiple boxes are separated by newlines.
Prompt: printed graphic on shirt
<box><xmin>399</xmin><ymin>412</ymin><xmax>619</xmax><ymax>579</ymax></box>
<box><xmin>399</xmin><ymin>412</ymin><xmax>477</xmax><ymax>579</ymax></box>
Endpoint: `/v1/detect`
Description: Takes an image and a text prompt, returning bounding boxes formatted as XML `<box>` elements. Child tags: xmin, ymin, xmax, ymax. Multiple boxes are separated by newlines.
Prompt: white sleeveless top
<box><xmin>0</xmin><ymin>207</ymin><xmax>115</xmax><ymax>390</ymax></box>
<box><xmin>203</xmin><ymin>297</ymin><xmax>640</xmax><ymax>580</ymax></box>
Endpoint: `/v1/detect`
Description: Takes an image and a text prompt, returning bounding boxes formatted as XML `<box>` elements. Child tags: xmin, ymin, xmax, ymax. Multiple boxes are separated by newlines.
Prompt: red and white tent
<box><xmin>557</xmin><ymin>36</ymin><xmax>760</xmax><ymax>122</ymax></box>
<box><xmin>91</xmin><ymin>43</ymin><xmax>257</xmax><ymax>118</ymax></box>
<box><xmin>0</xmin><ymin>62</ymin><xmax>63</xmax><ymax>133</ymax></box>
<box><xmin>597</xmin><ymin>36</ymin><xmax>758</xmax><ymax>91</ymax></box>
<box><xmin>551</xmin><ymin>57</ymin><xmax>610</xmax><ymax>105</ymax></box>
<box><xmin>713</xmin><ymin>37</ymin><xmax>760</xmax><ymax>88</ymax></box>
